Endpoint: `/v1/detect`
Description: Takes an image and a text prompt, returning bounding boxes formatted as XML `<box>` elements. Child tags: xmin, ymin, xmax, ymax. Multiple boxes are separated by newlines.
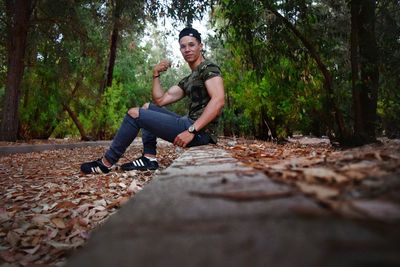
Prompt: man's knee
<box><xmin>142</xmin><ymin>102</ymin><xmax>150</xmax><ymax>109</ymax></box>
<box><xmin>127</xmin><ymin>107</ymin><xmax>140</xmax><ymax>118</ymax></box>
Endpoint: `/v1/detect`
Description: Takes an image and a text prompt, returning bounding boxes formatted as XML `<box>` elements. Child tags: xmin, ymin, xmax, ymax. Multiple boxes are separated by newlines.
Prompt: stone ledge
<box><xmin>66</xmin><ymin>145</ymin><xmax>400</xmax><ymax>267</ymax></box>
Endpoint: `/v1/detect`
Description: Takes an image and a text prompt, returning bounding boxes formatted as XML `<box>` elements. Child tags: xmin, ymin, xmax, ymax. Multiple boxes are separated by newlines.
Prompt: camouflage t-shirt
<box><xmin>178</xmin><ymin>60</ymin><xmax>222</xmax><ymax>141</ymax></box>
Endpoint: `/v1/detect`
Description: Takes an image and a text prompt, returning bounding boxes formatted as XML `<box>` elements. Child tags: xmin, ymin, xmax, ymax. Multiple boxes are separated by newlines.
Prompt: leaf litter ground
<box><xmin>222</xmin><ymin>137</ymin><xmax>400</xmax><ymax>223</ymax></box>
<box><xmin>1</xmin><ymin>137</ymin><xmax>400</xmax><ymax>266</ymax></box>
<box><xmin>0</xmin><ymin>141</ymin><xmax>180</xmax><ymax>266</ymax></box>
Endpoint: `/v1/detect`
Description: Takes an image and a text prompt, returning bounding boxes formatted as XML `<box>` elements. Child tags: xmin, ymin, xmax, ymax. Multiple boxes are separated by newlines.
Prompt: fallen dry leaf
<box><xmin>91</xmin><ymin>211</ymin><xmax>109</xmax><ymax>221</ymax></box>
<box><xmin>56</xmin><ymin>201</ymin><xmax>77</xmax><ymax>209</ymax></box>
<box><xmin>47</xmin><ymin>240</ymin><xmax>76</xmax><ymax>250</ymax></box>
<box><xmin>51</xmin><ymin>218</ymin><xmax>66</xmax><ymax>229</ymax></box>
<box><xmin>302</xmin><ymin>167</ymin><xmax>348</xmax><ymax>183</ymax></box>
<box><xmin>0</xmin><ymin>140</ymin><xmax>180</xmax><ymax>266</ymax></box>
<box><xmin>127</xmin><ymin>180</ymin><xmax>142</xmax><ymax>194</ymax></box>
<box><xmin>32</xmin><ymin>215</ymin><xmax>51</xmax><ymax>226</ymax></box>
<box><xmin>224</xmin><ymin>136</ymin><xmax>400</xmax><ymax>222</ymax></box>
<box><xmin>296</xmin><ymin>181</ymin><xmax>339</xmax><ymax>199</ymax></box>
<box><xmin>6</xmin><ymin>231</ymin><xmax>20</xmax><ymax>247</ymax></box>
<box><xmin>108</xmin><ymin>196</ymin><xmax>131</xmax><ymax>208</ymax></box>
<box><xmin>22</xmin><ymin>245</ymin><xmax>41</xmax><ymax>255</ymax></box>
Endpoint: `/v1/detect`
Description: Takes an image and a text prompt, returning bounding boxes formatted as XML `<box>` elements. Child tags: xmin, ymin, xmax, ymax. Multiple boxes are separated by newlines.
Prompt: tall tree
<box><xmin>0</xmin><ymin>0</ymin><xmax>35</xmax><ymax>141</ymax></box>
<box><xmin>100</xmin><ymin>0</ymin><xmax>123</xmax><ymax>94</ymax></box>
<box><xmin>350</xmin><ymin>0</ymin><xmax>379</xmax><ymax>143</ymax></box>
<box><xmin>95</xmin><ymin>0</ymin><xmax>146</xmax><ymax>139</ymax></box>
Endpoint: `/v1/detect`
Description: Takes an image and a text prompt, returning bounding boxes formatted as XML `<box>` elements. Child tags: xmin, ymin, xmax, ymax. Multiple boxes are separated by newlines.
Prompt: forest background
<box><xmin>1</xmin><ymin>0</ymin><xmax>399</xmax><ymax>146</ymax></box>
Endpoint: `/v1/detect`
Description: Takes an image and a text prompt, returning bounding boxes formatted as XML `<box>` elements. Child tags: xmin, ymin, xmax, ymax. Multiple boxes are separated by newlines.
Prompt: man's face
<box><xmin>179</xmin><ymin>36</ymin><xmax>203</xmax><ymax>63</ymax></box>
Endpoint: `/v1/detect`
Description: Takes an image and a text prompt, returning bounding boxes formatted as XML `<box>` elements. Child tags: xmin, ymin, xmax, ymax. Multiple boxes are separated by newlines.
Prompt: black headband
<box><xmin>178</xmin><ymin>27</ymin><xmax>201</xmax><ymax>42</ymax></box>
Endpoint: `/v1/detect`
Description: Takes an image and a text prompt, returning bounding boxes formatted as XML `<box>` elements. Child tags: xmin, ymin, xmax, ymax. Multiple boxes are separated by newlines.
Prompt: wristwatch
<box><xmin>188</xmin><ymin>124</ymin><xmax>197</xmax><ymax>134</ymax></box>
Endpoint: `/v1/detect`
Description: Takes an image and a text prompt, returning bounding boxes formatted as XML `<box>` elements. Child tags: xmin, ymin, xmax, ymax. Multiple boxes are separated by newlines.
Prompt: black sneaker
<box><xmin>80</xmin><ymin>158</ymin><xmax>113</xmax><ymax>174</ymax></box>
<box><xmin>120</xmin><ymin>156</ymin><xmax>159</xmax><ymax>171</ymax></box>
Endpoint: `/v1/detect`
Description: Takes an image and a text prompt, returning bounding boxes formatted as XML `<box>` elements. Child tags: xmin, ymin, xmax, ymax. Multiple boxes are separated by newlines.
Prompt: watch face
<box><xmin>189</xmin><ymin>125</ymin><xmax>195</xmax><ymax>133</ymax></box>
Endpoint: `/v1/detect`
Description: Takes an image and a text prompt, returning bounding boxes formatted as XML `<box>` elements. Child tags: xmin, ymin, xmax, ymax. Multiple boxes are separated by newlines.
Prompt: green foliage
<box><xmin>221</xmin><ymin>108</ymin><xmax>253</xmax><ymax>137</ymax></box>
<box><xmin>146</xmin><ymin>0</ymin><xmax>216</xmax><ymax>26</ymax></box>
<box><xmin>0</xmin><ymin>1</ymin><xmax>11</xmax><ymax>91</ymax></box>
<box><xmin>91</xmin><ymin>82</ymin><xmax>127</xmax><ymax>139</ymax></box>
<box><xmin>113</xmin><ymin>39</ymin><xmax>151</xmax><ymax>108</ymax></box>
<box><xmin>14</xmin><ymin>1</ymin><xmax>107</xmax><ymax>139</ymax></box>
<box><xmin>51</xmin><ymin>119</ymin><xmax>79</xmax><ymax>138</ymax></box>
<box><xmin>19</xmin><ymin>74</ymin><xmax>62</xmax><ymax>139</ymax></box>
<box><xmin>378</xmin><ymin>78</ymin><xmax>400</xmax><ymax>138</ymax></box>
<box><xmin>376</xmin><ymin>0</ymin><xmax>400</xmax><ymax>138</ymax></box>
<box><xmin>222</xmin><ymin>53</ymin><xmax>323</xmax><ymax>139</ymax></box>
<box><xmin>1</xmin><ymin>0</ymin><xmax>398</xmax><ymax>142</ymax></box>
<box><xmin>213</xmin><ymin>0</ymin><xmax>329</xmax><ymax>139</ymax></box>
<box><xmin>49</xmin><ymin>15</ymin><xmax>192</xmax><ymax>139</ymax></box>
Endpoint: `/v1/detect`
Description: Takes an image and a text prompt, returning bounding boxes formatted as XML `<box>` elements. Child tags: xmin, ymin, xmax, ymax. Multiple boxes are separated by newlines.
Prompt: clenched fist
<box><xmin>153</xmin><ymin>59</ymin><xmax>172</xmax><ymax>76</ymax></box>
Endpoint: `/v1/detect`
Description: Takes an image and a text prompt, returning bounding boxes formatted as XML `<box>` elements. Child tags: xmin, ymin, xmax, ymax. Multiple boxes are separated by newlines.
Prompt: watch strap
<box><xmin>188</xmin><ymin>124</ymin><xmax>197</xmax><ymax>134</ymax></box>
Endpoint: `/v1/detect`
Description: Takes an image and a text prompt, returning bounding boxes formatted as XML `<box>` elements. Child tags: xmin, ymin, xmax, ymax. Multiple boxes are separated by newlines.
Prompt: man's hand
<box><xmin>153</xmin><ymin>59</ymin><xmax>171</xmax><ymax>76</ymax></box>
<box><xmin>173</xmin><ymin>130</ymin><xmax>195</xmax><ymax>147</ymax></box>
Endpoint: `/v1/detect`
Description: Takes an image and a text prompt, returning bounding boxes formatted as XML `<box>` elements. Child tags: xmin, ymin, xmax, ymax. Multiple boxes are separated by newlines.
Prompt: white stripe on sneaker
<box><xmin>139</xmin><ymin>159</ymin><xmax>144</xmax><ymax>166</ymax></box>
<box><xmin>94</xmin><ymin>166</ymin><xmax>102</xmax><ymax>173</ymax></box>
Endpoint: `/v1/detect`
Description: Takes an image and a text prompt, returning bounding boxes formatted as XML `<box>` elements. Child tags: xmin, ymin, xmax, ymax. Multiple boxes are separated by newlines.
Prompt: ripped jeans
<box><xmin>104</xmin><ymin>103</ymin><xmax>213</xmax><ymax>164</ymax></box>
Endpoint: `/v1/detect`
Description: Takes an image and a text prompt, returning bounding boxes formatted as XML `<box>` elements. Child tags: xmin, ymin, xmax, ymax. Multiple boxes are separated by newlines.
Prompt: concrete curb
<box><xmin>67</xmin><ymin>146</ymin><xmax>388</xmax><ymax>267</ymax></box>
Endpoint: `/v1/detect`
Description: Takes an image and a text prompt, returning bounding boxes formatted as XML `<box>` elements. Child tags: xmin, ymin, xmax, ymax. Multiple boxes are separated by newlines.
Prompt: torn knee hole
<box><xmin>127</xmin><ymin>108</ymin><xmax>140</xmax><ymax>118</ymax></box>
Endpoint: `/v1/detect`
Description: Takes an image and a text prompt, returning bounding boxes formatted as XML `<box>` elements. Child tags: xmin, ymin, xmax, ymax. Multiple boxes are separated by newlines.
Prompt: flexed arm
<box><xmin>152</xmin><ymin>59</ymin><xmax>185</xmax><ymax>107</ymax></box>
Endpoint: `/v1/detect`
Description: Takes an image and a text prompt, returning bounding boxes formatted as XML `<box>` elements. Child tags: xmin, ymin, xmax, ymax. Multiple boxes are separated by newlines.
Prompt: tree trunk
<box><xmin>350</xmin><ymin>0</ymin><xmax>379</xmax><ymax>143</ymax></box>
<box><xmin>100</xmin><ymin>25</ymin><xmax>119</xmax><ymax>93</ymax></box>
<box><xmin>0</xmin><ymin>0</ymin><xmax>35</xmax><ymax>141</ymax></box>
<box><xmin>62</xmin><ymin>103</ymin><xmax>91</xmax><ymax>141</ymax></box>
<box><xmin>351</xmin><ymin>1</ymin><xmax>362</xmax><ymax>139</ymax></box>
<box><xmin>99</xmin><ymin>1</ymin><xmax>121</xmax><ymax>94</ymax></box>
<box><xmin>96</xmin><ymin>1</ymin><xmax>122</xmax><ymax>139</ymax></box>
<box><xmin>62</xmin><ymin>73</ymin><xmax>91</xmax><ymax>141</ymax></box>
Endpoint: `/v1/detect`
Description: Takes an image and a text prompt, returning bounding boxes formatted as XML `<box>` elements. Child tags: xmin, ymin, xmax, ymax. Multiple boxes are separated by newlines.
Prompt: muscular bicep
<box><xmin>156</xmin><ymin>85</ymin><xmax>185</xmax><ymax>107</ymax></box>
<box><xmin>192</xmin><ymin>76</ymin><xmax>225</xmax><ymax>131</ymax></box>
<box><xmin>205</xmin><ymin>76</ymin><xmax>225</xmax><ymax>103</ymax></box>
